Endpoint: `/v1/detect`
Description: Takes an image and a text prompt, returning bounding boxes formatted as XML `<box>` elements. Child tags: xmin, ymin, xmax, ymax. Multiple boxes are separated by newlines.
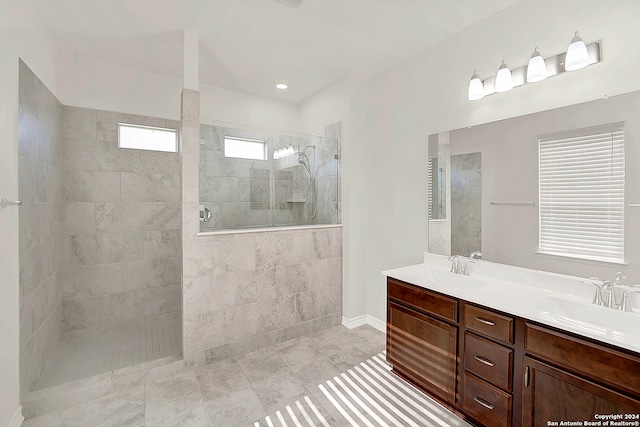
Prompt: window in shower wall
<box><xmin>199</xmin><ymin>122</ymin><xmax>341</xmax><ymax>231</ymax></box>
<box><xmin>224</xmin><ymin>136</ymin><xmax>268</xmax><ymax>160</ymax></box>
<box><xmin>118</xmin><ymin>123</ymin><xmax>178</xmax><ymax>152</ymax></box>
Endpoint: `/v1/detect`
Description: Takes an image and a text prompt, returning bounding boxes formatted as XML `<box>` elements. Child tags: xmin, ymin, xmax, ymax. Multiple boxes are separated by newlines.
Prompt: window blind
<box><xmin>538</xmin><ymin>123</ymin><xmax>625</xmax><ymax>263</ymax></box>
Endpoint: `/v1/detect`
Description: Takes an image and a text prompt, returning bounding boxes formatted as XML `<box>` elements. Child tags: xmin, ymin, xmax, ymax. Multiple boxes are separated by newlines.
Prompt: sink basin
<box><xmin>533</xmin><ymin>296</ymin><xmax>640</xmax><ymax>345</ymax></box>
<box><xmin>424</xmin><ymin>268</ymin><xmax>490</xmax><ymax>290</ymax></box>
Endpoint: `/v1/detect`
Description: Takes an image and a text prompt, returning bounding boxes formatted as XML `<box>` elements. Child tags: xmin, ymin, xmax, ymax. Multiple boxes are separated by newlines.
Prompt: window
<box><xmin>538</xmin><ymin>123</ymin><xmax>625</xmax><ymax>263</ymax></box>
<box><xmin>118</xmin><ymin>123</ymin><xmax>178</xmax><ymax>153</ymax></box>
<box><xmin>224</xmin><ymin>136</ymin><xmax>267</xmax><ymax>160</ymax></box>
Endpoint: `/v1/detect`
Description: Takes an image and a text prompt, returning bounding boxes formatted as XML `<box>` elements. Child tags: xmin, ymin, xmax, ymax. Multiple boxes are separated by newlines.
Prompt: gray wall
<box><xmin>18</xmin><ymin>60</ymin><xmax>64</xmax><ymax>395</ymax></box>
<box><xmin>60</xmin><ymin>106</ymin><xmax>182</xmax><ymax>339</ymax></box>
<box><xmin>450</xmin><ymin>152</ymin><xmax>481</xmax><ymax>257</ymax></box>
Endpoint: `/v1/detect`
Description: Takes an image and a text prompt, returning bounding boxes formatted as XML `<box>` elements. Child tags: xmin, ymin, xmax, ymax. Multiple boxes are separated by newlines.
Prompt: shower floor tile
<box><xmin>34</xmin><ymin>318</ymin><xmax>181</xmax><ymax>390</ymax></box>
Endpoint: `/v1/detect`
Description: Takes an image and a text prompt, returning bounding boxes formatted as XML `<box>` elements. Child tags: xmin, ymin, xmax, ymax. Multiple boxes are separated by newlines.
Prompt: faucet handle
<box><xmin>615</xmin><ymin>272</ymin><xmax>628</xmax><ymax>283</ymax></box>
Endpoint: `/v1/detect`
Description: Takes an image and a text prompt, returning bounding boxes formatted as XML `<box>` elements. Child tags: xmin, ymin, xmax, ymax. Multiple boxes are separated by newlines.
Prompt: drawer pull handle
<box><xmin>473</xmin><ymin>397</ymin><xmax>495</xmax><ymax>410</ymax></box>
<box><xmin>475</xmin><ymin>317</ymin><xmax>496</xmax><ymax>326</ymax></box>
<box><xmin>524</xmin><ymin>366</ymin><xmax>530</xmax><ymax>388</ymax></box>
<box><xmin>474</xmin><ymin>355</ymin><xmax>495</xmax><ymax>367</ymax></box>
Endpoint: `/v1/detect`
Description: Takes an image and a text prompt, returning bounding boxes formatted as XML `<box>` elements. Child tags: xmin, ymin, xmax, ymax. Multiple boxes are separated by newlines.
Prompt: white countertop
<box><xmin>382</xmin><ymin>253</ymin><xmax>640</xmax><ymax>354</ymax></box>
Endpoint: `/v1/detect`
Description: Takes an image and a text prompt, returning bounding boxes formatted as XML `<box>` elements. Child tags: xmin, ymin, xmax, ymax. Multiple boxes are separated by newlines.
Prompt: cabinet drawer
<box><xmin>463</xmin><ymin>372</ymin><xmax>512</xmax><ymax>427</ymax></box>
<box><xmin>464</xmin><ymin>332</ymin><xmax>513</xmax><ymax>392</ymax></box>
<box><xmin>464</xmin><ymin>304</ymin><xmax>514</xmax><ymax>344</ymax></box>
<box><xmin>525</xmin><ymin>323</ymin><xmax>640</xmax><ymax>397</ymax></box>
<box><xmin>388</xmin><ymin>278</ymin><xmax>457</xmax><ymax>322</ymax></box>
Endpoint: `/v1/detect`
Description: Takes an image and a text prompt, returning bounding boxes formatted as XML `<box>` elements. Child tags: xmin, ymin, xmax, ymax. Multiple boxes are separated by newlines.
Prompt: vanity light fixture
<box><xmin>467</xmin><ymin>31</ymin><xmax>600</xmax><ymax>101</ymax></box>
<box><xmin>468</xmin><ymin>71</ymin><xmax>485</xmax><ymax>100</ymax></box>
<box><xmin>526</xmin><ymin>47</ymin><xmax>547</xmax><ymax>82</ymax></box>
<box><xmin>494</xmin><ymin>60</ymin><xmax>513</xmax><ymax>92</ymax></box>
<box><xmin>564</xmin><ymin>32</ymin><xmax>590</xmax><ymax>71</ymax></box>
<box><xmin>273</xmin><ymin>145</ymin><xmax>295</xmax><ymax>159</ymax></box>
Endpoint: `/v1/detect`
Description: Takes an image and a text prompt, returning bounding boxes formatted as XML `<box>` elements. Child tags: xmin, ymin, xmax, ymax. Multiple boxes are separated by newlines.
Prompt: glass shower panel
<box><xmin>199</xmin><ymin>122</ymin><xmax>339</xmax><ymax>231</ymax></box>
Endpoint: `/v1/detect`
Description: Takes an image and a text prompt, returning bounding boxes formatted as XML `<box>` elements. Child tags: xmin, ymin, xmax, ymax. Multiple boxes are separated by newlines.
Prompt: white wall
<box><xmin>0</xmin><ymin>1</ymin><xmax>59</xmax><ymax>424</ymax></box>
<box><xmin>55</xmin><ymin>50</ymin><xmax>301</xmax><ymax>132</ymax></box>
<box><xmin>359</xmin><ymin>0</ymin><xmax>640</xmax><ymax>322</ymax></box>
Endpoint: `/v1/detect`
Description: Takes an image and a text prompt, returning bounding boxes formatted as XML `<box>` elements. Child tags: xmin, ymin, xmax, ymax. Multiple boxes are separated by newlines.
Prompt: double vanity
<box><xmin>383</xmin><ymin>253</ymin><xmax>640</xmax><ymax>427</ymax></box>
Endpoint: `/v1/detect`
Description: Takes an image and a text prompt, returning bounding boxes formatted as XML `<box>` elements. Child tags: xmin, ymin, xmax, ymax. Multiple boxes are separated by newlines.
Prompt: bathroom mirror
<box><xmin>427</xmin><ymin>89</ymin><xmax>640</xmax><ymax>277</ymax></box>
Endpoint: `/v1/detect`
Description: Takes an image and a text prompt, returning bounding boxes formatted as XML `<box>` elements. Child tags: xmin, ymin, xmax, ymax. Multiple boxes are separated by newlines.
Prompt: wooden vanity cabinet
<box><xmin>387</xmin><ymin>279</ymin><xmax>458</xmax><ymax>404</ymax></box>
<box><xmin>386</xmin><ymin>276</ymin><xmax>640</xmax><ymax>427</ymax></box>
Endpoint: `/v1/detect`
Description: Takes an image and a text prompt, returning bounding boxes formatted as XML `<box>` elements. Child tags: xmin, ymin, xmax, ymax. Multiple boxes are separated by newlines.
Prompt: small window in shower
<box><xmin>224</xmin><ymin>136</ymin><xmax>267</xmax><ymax>160</ymax></box>
<box><xmin>118</xmin><ymin>123</ymin><xmax>178</xmax><ymax>153</ymax></box>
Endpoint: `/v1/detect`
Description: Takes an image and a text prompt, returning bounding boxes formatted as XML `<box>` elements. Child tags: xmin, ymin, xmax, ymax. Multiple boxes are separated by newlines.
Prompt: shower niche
<box><xmin>199</xmin><ymin>122</ymin><xmax>340</xmax><ymax>231</ymax></box>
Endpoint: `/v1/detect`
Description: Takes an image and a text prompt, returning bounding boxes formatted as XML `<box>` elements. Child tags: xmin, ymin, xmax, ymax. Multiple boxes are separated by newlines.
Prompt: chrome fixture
<box><xmin>470</xmin><ymin>251</ymin><xmax>482</xmax><ymax>260</ymax></box>
<box><xmin>467</xmin><ymin>32</ymin><xmax>600</xmax><ymax>101</ymax></box>
<box><xmin>273</xmin><ymin>144</ymin><xmax>317</xmax><ymax>219</ymax></box>
<box><xmin>1</xmin><ymin>198</ymin><xmax>22</xmax><ymax>208</ymax></box>
<box><xmin>448</xmin><ymin>255</ymin><xmax>473</xmax><ymax>276</ymax></box>
<box><xmin>199</xmin><ymin>205</ymin><xmax>212</xmax><ymax>223</ymax></box>
<box><xmin>587</xmin><ymin>272</ymin><xmax>636</xmax><ymax>310</ymax></box>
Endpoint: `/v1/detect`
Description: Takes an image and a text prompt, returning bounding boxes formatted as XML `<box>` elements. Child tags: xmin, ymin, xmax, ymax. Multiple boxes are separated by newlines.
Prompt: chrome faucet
<box><xmin>587</xmin><ymin>272</ymin><xmax>633</xmax><ymax>310</ymax></box>
<box><xmin>470</xmin><ymin>251</ymin><xmax>482</xmax><ymax>260</ymax></box>
<box><xmin>448</xmin><ymin>255</ymin><xmax>473</xmax><ymax>275</ymax></box>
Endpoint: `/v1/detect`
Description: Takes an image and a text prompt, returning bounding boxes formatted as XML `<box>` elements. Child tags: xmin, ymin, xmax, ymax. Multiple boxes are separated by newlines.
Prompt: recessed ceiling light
<box><xmin>276</xmin><ymin>83</ymin><xmax>288</xmax><ymax>90</ymax></box>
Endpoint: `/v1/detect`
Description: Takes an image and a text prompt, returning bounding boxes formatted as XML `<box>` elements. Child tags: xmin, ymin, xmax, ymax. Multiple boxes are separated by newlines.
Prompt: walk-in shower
<box><xmin>199</xmin><ymin>122</ymin><xmax>340</xmax><ymax>231</ymax></box>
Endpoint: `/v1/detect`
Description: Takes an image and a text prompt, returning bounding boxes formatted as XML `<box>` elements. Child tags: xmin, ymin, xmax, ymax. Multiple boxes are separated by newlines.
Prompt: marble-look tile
<box><xmin>181</xmin><ymin>90</ymin><xmax>199</xmax><ymax>129</ymax></box>
<box><xmin>203</xmin><ymin>336</ymin><xmax>258</xmax><ymax>364</ymax></box>
<box><xmin>200</xmin><ymin>124</ymin><xmax>222</xmax><ymax>151</ymax></box>
<box><xmin>143</xmin><ymin>229</ymin><xmax>181</xmax><ymax>259</ymax></box>
<box><xmin>256</xmin><ymin>231</ymin><xmax>315</xmax><ymax>268</ymax></box>
<box><xmin>68</xmin><ymin>137</ymin><xmax>121</xmax><ymax>172</ymax></box>
<box><xmin>329</xmin><ymin>345</ymin><xmax>371</xmax><ymax>372</ymax></box>
<box><xmin>134</xmin><ymin>285</ymin><xmax>180</xmax><ymax>317</ymax></box>
<box><xmin>31</xmin><ymin>273</ymin><xmax>60</xmax><ymax>332</ymax></box>
<box><xmin>184</xmin><ymin>276</ymin><xmax>210</xmax><ymax>315</ymax></box>
<box><xmin>19</xmin><ymin>238</ymin><xmax>59</xmax><ymax>299</ymax></box>
<box><xmin>317</xmin><ymin>175</ymin><xmax>338</xmax><ymax>203</ymax></box>
<box><xmin>56</xmin><ymin>385</ymin><xmax>145</xmax><ymax>427</ymax></box>
<box><xmin>63</xmin><ymin>106</ymin><xmax>96</xmax><ymax>139</ymax></box>
<box><xmin>145</xmin><ymin>371</ymin><xmax>204</xmax><ymax>426</ymax></box>
<box><xmin>275</xmin><ymin>258</ymin><xmax>341</xmax><ymax>297</ymax></box>
<box><xmin>200</xmin><ymin>175</ymin><xmax>239</xmax><ymax>202</ymax></box>
<box><xmin>209</xmin><ymin>268</ymin><xmax>276</xmax><ymax>311</ymax></box>
<box><xmin>62</xmin><ymin>170</ymin><xmax>120</xmax><ymax>202</ymax></box>
<box><xmin>182</xmin><ymin>150</ymin><xmax>200</xmax><ymax>203</ymax></box>
<box><xmin>183</xmin><ymin>234</ymin><xmax>256</xmax><ymax>278</ymax></box>
<box><xmin>295</xmin><ymin>286</ymin><xmax>341</xmax><ymax>323</ymax></box>
<box><xmin>196</xmin><ymin>364</ymin><xmax>265</xmax><ymax>426</ymax></box>
<box><xmin>276</xmin><ymin>338</ymin><xmax>326</xmax><ymax>372</ymax></box>
<box><xmin>121</xmin><ymin>257</ymin><xmax>180</xmax><ymax>291</ymax></box>
<box><xmin>312</xmin><ymin>227</ymin><xmax>342</xmax><ymax>259</ymax></box>
<box><xmin>236</xmin><ymin>347</ymin><xmax>289</xmax><ymax>383</ymax></box>
<box><xmin>120</xmin><ymin>172</ymin><xmax>180</xmax><ymax>202</ymax></box>
<box><xmin>69</xmin><ymin>232</ymin><xmax>145</xmax><ymax>266</ymax></box>
<box><xmin>95</xmin><ymin>202</ymin><xmax>180</xmax><ymax>232</ymax></box>
<box><xmin>233</xmin><ymin>296</ymin><xmax>296</xmax><ymax>341</ymax></box>
<box><xmin>290</xmin><ymin>356</ymin><xmax>342</xmax><ymax>389</ymax></box>
<box><xmin>183</xmin><ymin>308</ymin><xmax>235</xmax><ymax>354</ymax></box>
<box><xmin>250</xmin><ymin>369</ymin><xmax>308</xmax><ymax>413</ymax></box>
<box><xmin>19</xmin><ymin>155</ymin><xmax>47</xmax><ymax>204</ymax></box>
<box><xmin>61</xmin><ymin>202</ymin><xmax>96</xmax><ymax>235</ymax></box>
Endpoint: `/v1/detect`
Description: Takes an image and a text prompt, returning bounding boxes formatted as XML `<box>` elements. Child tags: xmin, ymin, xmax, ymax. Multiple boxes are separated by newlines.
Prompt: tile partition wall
<box><xmin>182</xmin><ymin>91</ymin><xmax>343</xmax><ymax>364</ymax></box>
<box><xmin>18</xmin><ymin>60</ymin><xmax>64</xmax><ymax>396</ymax></box>
<box><xmin>450</xmin><ymin>152</ymin><xmax>482</xmax><ymax>257</ymax></box>
<box><xmin>60</xmin><ymin>106</ymin><xmax>182</xmax><ymax>339</ymax></box>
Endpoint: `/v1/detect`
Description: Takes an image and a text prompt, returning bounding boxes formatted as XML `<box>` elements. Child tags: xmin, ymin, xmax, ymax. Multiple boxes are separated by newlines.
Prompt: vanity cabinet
<box><xmin>386</xmin><ymin>278</ymin><xmax>458</xmax><ymax>404</ymax></box>
<box><xmin>386</xmin><ymin>276</ymin><xmax>640</xmax><ymax>427</ymax></box>
<box><xmin>522</xmin><ymin>323</ymin><xmax>640</xmax><ymax>425</ymax></box>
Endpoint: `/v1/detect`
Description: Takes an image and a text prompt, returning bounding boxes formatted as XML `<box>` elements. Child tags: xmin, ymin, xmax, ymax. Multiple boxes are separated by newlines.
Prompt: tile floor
<box><xmin>24</xmin><ymin>325</ymin><xmax>472</xmax><ymax>427</ymax></box>
<box><xmin>35</xmin><ymin>318</ymin><xmax>181</xmax><ymax>389</ymax></box>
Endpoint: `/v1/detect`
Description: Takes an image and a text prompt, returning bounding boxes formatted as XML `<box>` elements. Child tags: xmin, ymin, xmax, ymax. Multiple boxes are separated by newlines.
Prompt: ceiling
<box><xmin>29</xmin><ymin>0</ymin><xmax>522</xmax><ymax>103</ymax></box>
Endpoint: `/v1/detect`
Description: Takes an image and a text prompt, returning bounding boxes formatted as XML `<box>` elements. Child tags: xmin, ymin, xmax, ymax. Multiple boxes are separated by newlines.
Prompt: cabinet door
<box><xmin>387</xmin><ymin>301</ymin><xmax>457</xmax><ymax>403</ymax></box>
<box><xmin>522</xmin><ymin>356</ymin><xmax>640</xmax><ymax>426</ymax></box>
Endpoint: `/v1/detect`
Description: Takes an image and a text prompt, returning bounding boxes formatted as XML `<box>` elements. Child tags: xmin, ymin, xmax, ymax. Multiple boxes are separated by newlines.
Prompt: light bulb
<box><xmin>468</xmin><ymin>71</ymin><xmax>485</xmax><ymax>101</ymax></box>
<box><xmin>527</xmin><ymin>48</ymin><xmax>547</xmax><ymax>83</ymax></box>
<box><xmin>495</xmin><ymin>60</ymin><xmax>513</xmax><ymax>92</ymax></box>
<box><xmin>565</xmin><ymin>31</ymin><xmax>589</xmax><ymax>71</ymax></box>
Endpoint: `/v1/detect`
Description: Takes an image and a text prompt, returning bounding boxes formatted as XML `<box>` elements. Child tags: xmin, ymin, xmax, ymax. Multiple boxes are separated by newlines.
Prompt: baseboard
<box><xmin>342</xmin><ymin>314</ymin><xmax>385</xmax><ymax>333</ymax></box>
<box><xmin>8</xmin><ymin>406</ymin><xmax>24</xmax><ymax>427</ymax></box>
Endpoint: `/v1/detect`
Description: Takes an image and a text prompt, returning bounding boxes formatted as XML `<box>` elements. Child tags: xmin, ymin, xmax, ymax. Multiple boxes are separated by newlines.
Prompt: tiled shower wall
<box><xmin>18</xmin><ymin>60</ymin><xmax>64</xmax><ymax>395</ymax></box>
<box><xmin>60</xmin><ymin>106</ymin><xmax>182</xmax><ymax>339</ymax></box>
<box><xmin>182</xmin><ymin>92</ymin><xmax>343</xmax><ymax>363</ymax></box>
<box><xmin>450</xmin><ymin>152</ymin><xmax>482</xmax><ymax>257</ymax></box>
<box><xmin>199</xmin><ymin>123</ymin><xmax>340</xmax><ymax>231</ymax></box>
<box><xmin>182</xmin><ymin>228</ymin><xmax>343</xmax><ymax>363</ymax></box>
